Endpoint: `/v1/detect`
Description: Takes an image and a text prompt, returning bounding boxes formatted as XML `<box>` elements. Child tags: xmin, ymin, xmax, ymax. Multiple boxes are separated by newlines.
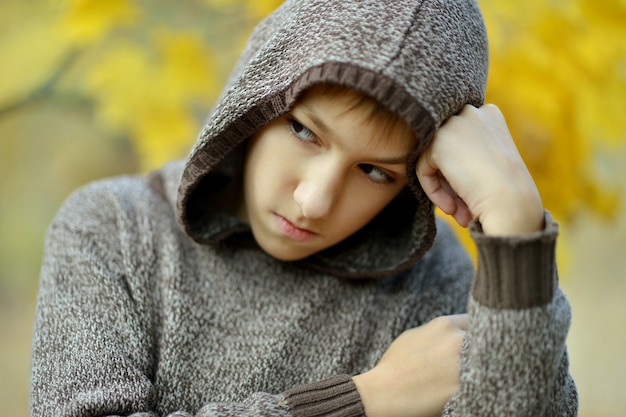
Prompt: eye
<box><xmin>288</xmin><ymin>118</ymin><xmax>317</xmax><ymax>143</ymax></box>
<box><xmin>359</xmin><ymin>164</ymin><xmax>394</xmax><ymax>184</ymax></box>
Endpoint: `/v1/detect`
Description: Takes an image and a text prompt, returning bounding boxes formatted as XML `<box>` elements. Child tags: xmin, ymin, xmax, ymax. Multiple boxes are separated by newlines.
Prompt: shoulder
<box><xmin>45</xmin><ymin>169</ymin><xmax>185</xmax><ymax>266</ymax></box>
<box><xmin>50</xmin><ymin>174</ymin><xmax>172</xmax><ymax>233</ymax></box>
<box><xmin>41</xmin><ymin>170</ymin><xmax>189</xmax><ymax>295</ymax></box>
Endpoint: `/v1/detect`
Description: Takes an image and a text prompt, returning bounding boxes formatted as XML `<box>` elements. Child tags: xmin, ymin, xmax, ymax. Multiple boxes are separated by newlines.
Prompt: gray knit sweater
<box><xmin>31</xmin><ymin>0</ymin><xmax>577</xmax><ymax>416</ymax></box>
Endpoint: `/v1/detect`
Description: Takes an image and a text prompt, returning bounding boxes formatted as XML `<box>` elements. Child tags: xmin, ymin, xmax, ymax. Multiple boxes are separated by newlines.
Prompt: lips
<box><xmin>273</xmin><ymin>214</ymin><xmax>317</xmax><ymax>242</ymax></box>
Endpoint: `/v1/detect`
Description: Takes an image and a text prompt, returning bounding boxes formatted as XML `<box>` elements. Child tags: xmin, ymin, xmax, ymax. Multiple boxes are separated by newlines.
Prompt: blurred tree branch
<box><xmin>0</xmin><ymin>51</ymin><xmax>79</xmax><ymax>119</ymax></box>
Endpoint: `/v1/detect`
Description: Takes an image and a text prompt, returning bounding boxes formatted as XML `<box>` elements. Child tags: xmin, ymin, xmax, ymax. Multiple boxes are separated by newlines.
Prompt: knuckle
<box><xmin>484</xmin><ymin>103</ymin><xmax>499</xmax><ymax>111</ymax></box>
<box><xmin>429</xmin><ymin>315</ymin><xmax>455</xmax><ymax>331</ymax></box>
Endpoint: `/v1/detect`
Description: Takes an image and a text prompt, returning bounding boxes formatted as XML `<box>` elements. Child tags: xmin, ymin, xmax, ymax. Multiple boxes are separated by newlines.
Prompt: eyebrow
<box><xmin>299</xmin><ymin>106</ymin><xmax>332</xmax><ymax>138</ymax></box>
<box><xmin>369</xmin><ymin>154</ymin><xmax>410</xmax><ymax>165</ymax></box>
<box><xmin>297</xmin><ymin>105</ymin><xmax>410</xmax><ymax>166</ymax></box>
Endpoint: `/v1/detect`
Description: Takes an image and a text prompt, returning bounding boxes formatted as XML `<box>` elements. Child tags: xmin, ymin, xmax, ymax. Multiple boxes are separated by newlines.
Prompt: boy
<box><xmin>30</xmin><ymin>0</ymin><xmax>577</xmax><ymax>416</ymax></box>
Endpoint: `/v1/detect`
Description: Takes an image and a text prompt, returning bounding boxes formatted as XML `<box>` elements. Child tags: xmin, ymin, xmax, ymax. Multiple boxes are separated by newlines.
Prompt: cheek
<box><xmin>244</xmin><ymin>136</ymin><xmax>295</xmax><ymax>201</ymax></box>
<box><xmin>332</xmin><ymin>184</ymin><xmax>403</xmax><ymax>235</ymax></box>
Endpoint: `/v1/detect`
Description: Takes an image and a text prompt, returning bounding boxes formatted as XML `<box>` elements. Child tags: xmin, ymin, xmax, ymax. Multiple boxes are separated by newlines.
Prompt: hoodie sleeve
<box><xmin>443</xmin><ymin>212</ymin><xmax>578</xmax><ymax>416</ymax></box>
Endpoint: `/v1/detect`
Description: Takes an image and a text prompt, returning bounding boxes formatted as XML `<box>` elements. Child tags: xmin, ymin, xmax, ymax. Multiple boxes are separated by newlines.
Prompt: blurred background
<box><xmin>0</xmin><ymin>0</ymin><xmax>624</xmax><ymax>415</ymax></box>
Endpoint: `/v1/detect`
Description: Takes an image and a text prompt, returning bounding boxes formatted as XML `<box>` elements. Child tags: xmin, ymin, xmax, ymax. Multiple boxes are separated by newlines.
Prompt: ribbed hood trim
<box><xmin>175</xmin><ymin>0</ymin><xmax>488</xmax><ymax>279</ymax></box>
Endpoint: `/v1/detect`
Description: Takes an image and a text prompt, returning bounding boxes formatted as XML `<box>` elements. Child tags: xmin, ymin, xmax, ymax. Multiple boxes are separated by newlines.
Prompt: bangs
<box><xmin>305</xmin><ymin>84</ymin><xmax>416</xmax><ymax>147</ymax></box>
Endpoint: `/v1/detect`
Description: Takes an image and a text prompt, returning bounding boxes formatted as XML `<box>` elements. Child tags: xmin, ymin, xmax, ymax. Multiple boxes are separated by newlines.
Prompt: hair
<box><xmin>300</xmin><ymin>83</ymin><xmax>415</xmax><ymax>146</ymax></box>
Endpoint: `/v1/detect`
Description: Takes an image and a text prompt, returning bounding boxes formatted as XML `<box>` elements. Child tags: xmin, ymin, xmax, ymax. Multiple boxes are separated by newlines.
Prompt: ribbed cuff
<box><xmin>470</xmin><ymin>212</ymin><xmax>559</xmax><ymax>309</ymax></box>
<box><xmin>282</xmin><ymin>374</ymin><xmax>365</xmax><ymax>417</ymax></box>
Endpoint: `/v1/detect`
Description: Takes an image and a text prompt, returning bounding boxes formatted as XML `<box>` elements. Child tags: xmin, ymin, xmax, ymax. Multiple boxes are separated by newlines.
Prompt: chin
<box><xmin>254</xmin><ymin>237</ymin><xmax>316</xmax><ymax>262</ymax></box>
<box><xmin>261</xmin><ymin>244</ymin><xmax>312</xmax><ymax>262</ymax></box>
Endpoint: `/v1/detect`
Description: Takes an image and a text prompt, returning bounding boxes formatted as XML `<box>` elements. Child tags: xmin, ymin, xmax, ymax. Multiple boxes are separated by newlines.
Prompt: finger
<box><xmin>451</xmin><ymin>198</ymin><xmax>473</xmax><ymax>228</ymax></box>
<box><xmin>437</xmin><ymin>173</ymin><xmax>464</xmax><ymax>217</ymax></box>
<box><xmin>420</xmin><ymin>171</ymin><xmax>473</xmax><ymax>227</ymax></box>
<box><xmin>437</xmin><ymin>172</ymin><xmax>457</xmax><ymax>199</ymax></box>
<box><xmin>416</xmin><ymin>155</ymin><xmax>457</xmax><ymax>214</ymax></box>
<box><xmin>427</xmin><ymin>183</ymin><xmax>458</xmax><ymax>216</ymax></box>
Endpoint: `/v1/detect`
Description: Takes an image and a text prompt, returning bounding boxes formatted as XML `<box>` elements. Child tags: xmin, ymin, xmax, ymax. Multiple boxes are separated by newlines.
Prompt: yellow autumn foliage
<box><xmin>483</xmin><ymin>0</ymin><xmax>625</xmax><ymax>218</ymax></box>
<box><xmin>1</xmin><ymin>0</ymin><xmax>624</xmax><ymax>237</ymax></box>
<box><xmin>0</xmin><ymin>4</ymin><xmax>69</xmax><ymax>106</ymax></box>
<box><xmin>58</xmin><ymin>0</ymin><xmax>140</xmax><ymax>45</ymax></box>
<box><xmin>202</xmin><ymin>0</ymin><xmax>282</xmax><ymax>19</ymax></box>
<box><xmin>442</xmin><ymin>0</ymin><xmax>626</xmax><ymax>257</ymax></box>
<box><xmin>77</xmin><ymin>29</ymin><xmax>218</xmax><ymax>168</ymax></box>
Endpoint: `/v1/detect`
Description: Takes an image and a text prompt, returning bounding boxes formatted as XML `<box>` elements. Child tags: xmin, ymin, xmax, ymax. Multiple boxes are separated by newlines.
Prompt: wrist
<box><xmin>480</xmin><ymin>192</ymin><xmax>544</xmax><ymax>236</ymax></box>
<box><xmin>353</xmin><ymin>371</ymin><xmax>398</xmax><ymax>417</ymax></box>
<box><xmin>352</xmin><ymin>372</ymin><xmax>379</xmax><ymax>417</ymax></box>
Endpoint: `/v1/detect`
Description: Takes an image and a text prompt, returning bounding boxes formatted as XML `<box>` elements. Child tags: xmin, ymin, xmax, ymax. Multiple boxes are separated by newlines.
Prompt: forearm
<box><xmin>445</xmin><ymin>213</ymin><xmax>577</xmax><ymax>416</ymax></box>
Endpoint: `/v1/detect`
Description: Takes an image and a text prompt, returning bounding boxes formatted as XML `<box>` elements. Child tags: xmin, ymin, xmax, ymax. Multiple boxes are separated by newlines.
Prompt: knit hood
<box><xmin>176</xmin><ymin>0</ymin><xmax>488</xmax><ymax>278</ymax></box>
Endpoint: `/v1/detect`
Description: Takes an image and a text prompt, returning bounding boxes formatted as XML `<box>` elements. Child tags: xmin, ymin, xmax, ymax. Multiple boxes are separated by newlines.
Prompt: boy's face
<box><xmin>242</xmin><ymin>86</ymin><xmax>416</xmax><ymax>261</ymax></box>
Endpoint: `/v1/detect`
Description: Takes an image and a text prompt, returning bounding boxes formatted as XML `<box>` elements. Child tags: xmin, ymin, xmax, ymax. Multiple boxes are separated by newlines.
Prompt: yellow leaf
<box><xmin>244</xmin><ymin>0</ymin><xmax>282</xmax><ymax>19</ymax></box>
<box><xmin>481</xmin><ymin>0</ymin><xmax>625</xmax><ymax>223</ymax></box>
<box><xmin>0</xmin><ymin>12</ymin><xmax>70</xmax><ymax>107</ymax></box>
<box><xmin>80</xmin><ymin>41</ymin><xmax>153</xmax><ymax>131</ymax></box>
<box><xmin>59</xmin><ymin>0</ymin><xmax>140</xmax><ymax>45</ymax></box>
<box><xmin>76</xmin><ymin>29</ymin><xmax>219</xmax><ymax>170</ymax></box>
<box><xmin>153</xmin><ymin>29</ymin><xmax>219</xmax><ymax>101</ymax></box>
<box><xmin>133</xmin><ymin>106</ymin><xmax>200</xmax><ymax>170</ymax></box>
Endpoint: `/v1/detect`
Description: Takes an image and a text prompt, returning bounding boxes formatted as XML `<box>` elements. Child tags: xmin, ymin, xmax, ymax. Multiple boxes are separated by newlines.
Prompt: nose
<box><xmin>293</xmin><ymin>161</ymin><xmax>343</xmax><ymax>219</ymax></box>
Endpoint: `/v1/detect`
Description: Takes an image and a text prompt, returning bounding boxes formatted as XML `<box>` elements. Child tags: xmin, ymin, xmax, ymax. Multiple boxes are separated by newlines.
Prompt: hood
<box><xmin>176</xmin><ymin>0</ymin><xmax>488</xmax><ymax>278</ymax></box>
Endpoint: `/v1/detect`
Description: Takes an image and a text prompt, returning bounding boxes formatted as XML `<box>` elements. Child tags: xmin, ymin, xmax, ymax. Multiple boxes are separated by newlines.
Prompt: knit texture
<box><xmin>31</xmin><ymin>0</ymin><xmax>578</xmax><ymax>415</ymax></box>
<box><xmin>176</xmin><ymin>0</ymin><xmax>489</xmax><ymax>278</ymax></box>
<box><xmin>283</xmin><ymin>375</ymin><xmax>364</xmax><ymax>417</ymax></box>
<box><xmin>32</xmin><ymin>170</ymin><xmax>473</xmax><ymax>416</ymax></box>
<box><xmin>470</xmin><ymin>215</ymin><xmax>559</xmax><ymax>309</ymax></box>
<box><xmin>31</xmin><ymin>164</ymin><xmax>577</xmax><ymax>416</ymax></box>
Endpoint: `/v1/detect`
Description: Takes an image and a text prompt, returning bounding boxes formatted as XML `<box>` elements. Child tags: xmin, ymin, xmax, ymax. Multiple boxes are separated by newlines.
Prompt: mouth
<box><xmin>273</xmin><ymin>214</ymin><xmax>317</xmax><ymax>242</ymax></box>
